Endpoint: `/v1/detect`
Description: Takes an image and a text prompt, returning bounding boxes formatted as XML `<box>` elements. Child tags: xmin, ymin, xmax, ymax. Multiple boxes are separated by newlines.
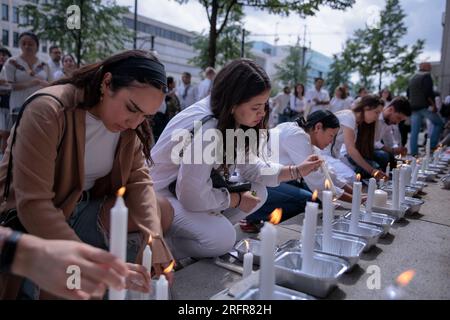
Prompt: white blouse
<box><xmin>150</xmin><ymin>97</ymin><xmax>283</xmax><ymax>213</ymax></box>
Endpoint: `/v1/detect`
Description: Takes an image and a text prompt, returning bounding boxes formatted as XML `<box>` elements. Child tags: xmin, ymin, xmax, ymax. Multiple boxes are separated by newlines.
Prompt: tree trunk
<box><xmin>76</xmin><ymin>0</ymin><xmax>84</xmax><ymax>67</ymax></box>
<box><xmin>207</xmin><ymin>0</ymin><xmax>219</xmax><ymax>68</ymax></box>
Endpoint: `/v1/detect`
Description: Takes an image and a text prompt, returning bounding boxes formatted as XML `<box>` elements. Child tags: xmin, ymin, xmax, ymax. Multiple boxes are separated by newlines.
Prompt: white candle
<box><xmin>242</xmin><ymin>252</ymin><xmax>253</xmax><ymax>278</ymax></box>
<box><xmin>379</xmin><ymin>178</ymin><xmax>385</xmax><ymax>189</ymax></box>
<box><xmin>109</xmin><ymin>188</ymin><xmax>128</xmax><ymax>300</ymax></box>
<box><xmin>259</xmin><ymin>223</ymin><xmax>276</xmax><ymax>299</ymax></box>
<box><xmin>322</xmin><ymin>190</ymin><xmax>333</xmax><ymax>252</ymax></box>
<box><xmin>350</xmin><ymin>180</ymin><xmax>362</xmax><ymax>233</ymax></box>
<box><xmin>404</xmin><ymin>165</ymin><xmax>412</xmax><ymax>186</ymax></box>
<box><xmin>411</xmin><ymin>164</ymin><xmax>420</xmax><ymax>184</ymax></box>
<box><xmin>426</xmin><ymin>138</ymin><xmax>431</xmax><ymax>159</ymax></box>
<box><xmin>366</xmin><ymin>178</ymin><xmax>377</xmax><ymax>213</ymax></box>
<box><xmin>373</xmin><ymin>190</ymin><xmax>388</xmax><ymax>208</ymax></box>
<box><xmin>392</xmin><ymin>169</ymin><xmax>400</xmax><ymax>210</ymax></box>
<box><xmin>155</xmin><ymin>274</ymin><xmax>169</xmax><ymax>300</ymax></box>
<box><xmin>385</xmin><ymin>163</ymin><xmax>391</xmax><ymax>178</ymax></box>
<box><xmin>399</xmin><ymin>167</ymin><xmax>407</xmax><ymax>202</ymax></box>
<box><xmin>301</xmin><ymin>202</ymin><xmax>319</xmax><ymax>275</ymax></box>
<box><xmin>411</xmin><ymin>158</ymin><xmax>417</xmax><ymax>174</ymax></box>
<box><xmin>310</xmin><ymin>146</ymin><xmax>337</xmax><ymax>196</ymax></box>
<box><xmin>143</xmin><ymin>244</ymin><xmax>152</xmax><ymax>273</ymax></box>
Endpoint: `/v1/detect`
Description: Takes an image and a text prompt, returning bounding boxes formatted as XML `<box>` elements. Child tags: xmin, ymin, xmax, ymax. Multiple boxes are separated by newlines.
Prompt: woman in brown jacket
<box><xmin>0</xmin><ymin>50</ymin><xmax>174</xmax><ymax>299</ymax></box>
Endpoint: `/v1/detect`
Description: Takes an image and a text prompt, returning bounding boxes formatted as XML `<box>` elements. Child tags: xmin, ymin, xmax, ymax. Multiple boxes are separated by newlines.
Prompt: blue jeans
<box><xmin>346</xmin><ymin>155</ymin><xmax>380</xmax><ymax>179</ymax></box>
<box><xmin>373</xmin><ymin>149</ymin><xmax>395</xmax><ymax>171</ymax></box>
<box><xmin>245</xmin><ymin>181</ymin><xmax>312</xmax><ymax>223</ymax></box>
<box><xmin>410</xmin><ymin>108</ymin><xmax>444</xmax><ymax>155</ymax></box>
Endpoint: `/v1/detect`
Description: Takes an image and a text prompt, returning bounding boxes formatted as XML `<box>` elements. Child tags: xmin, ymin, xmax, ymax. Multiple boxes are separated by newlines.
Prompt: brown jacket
<box><xmin>0</xmin><ymin>84</ymin><xmax>173</xmax><ymax>299</ymax></box>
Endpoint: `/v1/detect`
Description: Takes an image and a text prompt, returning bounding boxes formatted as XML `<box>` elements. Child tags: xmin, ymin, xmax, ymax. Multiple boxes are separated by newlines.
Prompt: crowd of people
<box><xmin>0</xmin><ymin>41</ymin><xmax>449</xmax><ymax>300</ymax></box>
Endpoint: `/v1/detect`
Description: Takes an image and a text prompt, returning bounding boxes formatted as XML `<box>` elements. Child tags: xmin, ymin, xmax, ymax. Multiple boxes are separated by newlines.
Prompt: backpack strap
<box><xmin>3</xmin><ymin>93</ymin><xmax>66</xmax><ymax>203</ymax></box>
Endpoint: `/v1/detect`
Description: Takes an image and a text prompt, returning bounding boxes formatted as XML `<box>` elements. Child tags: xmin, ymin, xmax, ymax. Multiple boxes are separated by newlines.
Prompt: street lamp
<box><xmin>133</xmin><ymin>0</ymin><xmax>138</xmax><ymax>49</ymax></box>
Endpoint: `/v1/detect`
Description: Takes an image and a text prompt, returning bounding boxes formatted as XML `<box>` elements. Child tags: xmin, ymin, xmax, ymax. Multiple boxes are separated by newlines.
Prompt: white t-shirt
<box><xmin>1</xmin><ymin>56</ymin><xmax>51</xmax><ymax>112</ymax></box>
<box><xmin>272</xmin><ymin>93</ymin><xmax>291</xmax><ymax>115</ymax></box>
<box><xmin>330</xmin><ymin>97</ymin><xmax>351</xmax><ymax>114</ymax></box>
<box><xmin>289</xmin><ymin>94</ymin><xmax>306</xmax><ymax>113</ymax></box>
<box><xmin>328</xmin><ymin>109</ymin><xmax>357</xmax><ymax>158</ymax></box>
<box><xmin>177</xmin><ymin>83</ymin><xmax>197</xmax><ymax>110</ymax></box>
<box><xmin>196</xmin><ymin>78</ymin><xmax>212</xmax><ymax>101</ymax></box>
<box><xmin>84</xmin><ymin>112</ymin><xmax>120</xmax><ymax>190</ymax></box>
<box><xmin>305</xmin><ymin>88</ymin><xmax>330</xmax><ymax>113</ymax></box>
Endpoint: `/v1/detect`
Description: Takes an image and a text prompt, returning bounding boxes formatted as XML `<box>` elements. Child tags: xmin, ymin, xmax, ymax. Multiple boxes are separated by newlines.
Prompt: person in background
<box><xmin>380</xmin><ymin>88</ymin><xmax>393</xmax><ymax>106</ymax></box>
<box><xmin>289</xmin><ymin>83</ymin><xmax>306</xmax><ymax>119</ymax></box>
<box><xmin>272</xmin><ymin>86</ymin><xmax>292</xmax><ymax>124</ymax></box>
<box><xmin>1</xmin><ymin>32</ymin><xmax>51</xmax><ymax>127</ymax></box>
<box><xmin>47</xmin><ymin>45</ymin><xmax>62</xmax><ymax>76</ymax></box>
<box><xmin>165</xmin><ymin>76</ymin><xmax>181</xmax><ymax>121</ymax></box>
<box><xmin>330</xmin><ymin>85</ymin><xmax>351</xmax><ymax>113</ymax></box>
<box><xmin>306</xmin><ymin>77</ymin><xmax>330</xmax><ymax>114</ymax></box>
<box><xmin>196</xmin><ymin>66</ymin><xmax>216</xmax><ymax>101</ymax></box>
<box><xmin>177</xmin><ymin>72</ymin><xmax>197</xmax><ymax>110</ymax></box>
<box><xmin>53</xmin><ymin>54</ymin><xmax>77</xmax><ymax>81</ymax></box>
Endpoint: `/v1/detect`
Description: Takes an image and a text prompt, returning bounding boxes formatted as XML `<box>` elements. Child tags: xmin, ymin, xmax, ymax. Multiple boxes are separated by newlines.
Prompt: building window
<box><xmin>13</xmin><ymin>32</ymin><xmax>19</xmax><ymax>48</ymax></box>
<box><xmin>13</xmin><ymin>7</ymin><xmax>19</xmax><ymax>23</ymax></box>
<box><xmin>2</xmin><ymin>29</ymin><xmax>9</xmax><ymax>46</ymax></box>
<box><xmin>2</xmin><ymin>4</ymin><xmax>8</xmax><ymax>21</ymax></box>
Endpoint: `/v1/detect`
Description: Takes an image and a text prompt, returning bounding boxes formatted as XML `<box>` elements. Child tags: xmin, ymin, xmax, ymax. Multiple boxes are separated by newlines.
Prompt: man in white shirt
<box><xmin>47</xmin><ymin>45</ymin><xmax>62</xmax><ymax>76</ymax></box>
<box><xmin>177</xmin><ymin>72</ymin><xmax>197</xmax><ymax>110</ymax></box>
<box><xmin>196</xmin><ymin>66</ymin><xmax>216</xmax><ymax>101</ymax></box>
<box><xmin>373</xmin><ymin>96</ymin><xmax>411</xmax><ymax>170</ymax></box>
<box><xmin>272</xmin><ymin>86</ymin><xmax>292</xmax><ymax>124</ymax></box>
<box><xmin>306</xmin><ymin>77</ymin><xmax>330</xmax><ymax>114</ymax></box>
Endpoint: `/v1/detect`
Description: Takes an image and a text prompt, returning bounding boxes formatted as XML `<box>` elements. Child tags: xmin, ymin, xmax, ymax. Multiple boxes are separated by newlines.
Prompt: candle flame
<box><xmin>312</xmin><ymin>190</ymin><xmax>319</xmax><ymax>202</ymax></box>
<box><xmin>117</xmin><ymin>186</ymin><xmax>126</xmax><ymax>197</ymax></box>
<box><xmin>373</xmin><ymin>170</ymin><xmax>380</xmax><ymax>178</ymax></box>
<box><xmin>405</xmin><ymin>160</ymin><xmax>411</xmax><ymax>165</ymax></box>
<box><xmin>269</xmin><ymin>208</ymin><xmax>282</xmax><ymax>225</ymax></box>
<box><xmin>148</xmin><ymin>235</ymin><xmax>153</xmax><ymax>245</ymax></box>
<box><xmin>163</xmin><ymin>260</ymin><xmax>175</xmax><ymax>274</ymax></box>
<box><xmin>324</xmin><ymin>179</ymin><xmax>331</xmax><ymax>190</ymax></box>
<box><xmin>244</xmin><ymin>239</ymin><xmax>250</xmax><ymax>253</ymax></box>
<box><xmin>356</xmin><ymin>174</ymin><xmax>361</xmax><ymax>182</ymax></box>
<box><xmin>396</xmin><ymin>269</ymin><xmax>415</xmax><ymax>287</ymax></box>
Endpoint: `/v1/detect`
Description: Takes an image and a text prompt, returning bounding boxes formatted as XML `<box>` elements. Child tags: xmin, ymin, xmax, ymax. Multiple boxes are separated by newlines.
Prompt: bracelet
<box><xmin>289</xmin><ymin>165</ymin><xmax>296</xmax><ymax>180</ymax></box>
<box><xmin>234</xmin><ymin>192</ymin><xmax>242</xmax><ymax>209</ymax></box>
<box><xmin>295</xmin><ymin>166</ymin><xmax>302</xmax><ymax>179</ymax></box>
<box><xmin>0</xmin><ymin>231</ymin><xmax>22</xmax><ymax>273</ymax></box>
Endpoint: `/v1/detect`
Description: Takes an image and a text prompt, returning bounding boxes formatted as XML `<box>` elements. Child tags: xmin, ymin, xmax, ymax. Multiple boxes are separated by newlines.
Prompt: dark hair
<box><xmin>388</xmin><ymin>96</ymin><xmax>411</xmax><ymax>116</ymax></box>
<box><xmin>0</xmin><ymin>47</ymin><xmax>12</xmax><ymax>58</ymax></box>
<box><xmin>283</xmin><ymin>86</ymin><xmax>291</xmax><ymax>94</ymax></box>
<box><xmin>379</xmin><ymin>88</ymin><xmax>392</xmax><ymax>102</ymax></box>
<box><xmin>210</xmin><ymin>58</ymin><xmax>271</xmax><ymax>166</ymax></box>
<box><xmin>314</xmin><ymin>77</ymin><xmax>324</xmax><ymax>83</ymax></box>
<box><xmin>353</xmin><ymin>94</ymin><xmax>384</xmax><ymax>159</ymax></box>
<box><xmin>296</xmin><ymin>110</ymin><xmax>340</xmax><ymax>132</ymax></box>
<box><xmin>49</xmin><ymin>45</ymin><xmax>60</xmax><ymax>54</ymax></box>
<box><xmin>62</xmin><ymin>53</ymin><xmax>75</xmax><ymax>64</ymax></box>
<box><xmin>182</xmin><ymin>72</ymin><xmax>191</xmax><ymax>78</ymax></box>
<box><xmin>294</xmin><ymin>83</ymin><xmax>304</xmax><ymax>98</ymax></box>
<box><xmin>357</xmin><ymin>87</ymin><xmax>367</xmax><ymax>95</ymax></box>
<box><xmin>335</xmin><ymin>86</ymin><xmax>348</xmax><ymax>99</ymax></box>
<box><xmin>167</xmin><ymin>76</ymin><xmax>174</xmax><ymax>85</ymax></box>
<box><xmin>53</xmin><ymin>50</ymin><xmax>167</xmax><ymax>161</ymax></box>
<box><xmin>18</xmin><ymin>31</ymin><xmax>39</xmax><ymax>48</ymax></box>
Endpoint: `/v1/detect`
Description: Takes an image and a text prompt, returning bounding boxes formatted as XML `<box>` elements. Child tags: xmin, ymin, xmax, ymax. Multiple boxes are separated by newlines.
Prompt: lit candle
<box><xmin>379</xmin><ymin>177</ymin><xmax>386</xmax><ymax>189</ymax></box>
<box><xmin>350</xmin><ymin>174</ymin><xmax>362</xmax><ymax>233</ymax></box>
<box><xmin>143</xmin><ymin>242</ymin><xmax>152</xmax><ymax>273</ymax></box>
<box><xmin>242</xmin><ymin>252</ymin><xmax>253</xmax><ymax>279</ymax></box>
<box><xmin>155</xmin><ymin>274</ymin><xmax>169</xmax><ymax>300</ymax></box>
<box><xmin>322</xmin><ymin>182</ymin><xmax>333</xmax><ymax>252</ymax></box>
<box><xmin>392</xmin><ymin>169</ymin><xmax>400</xmax><ymax>210</ymax></box>
<box><xmin>411</xmin><ymin>163</ymin><xmax>420</xmax><ymax>184</ymax></box>
<box><xmin>259</xmin><ymin>223</ymin><xmax>276</xmax><ymax>299</ymax></box>
<box><xmin>301</xmin><ymin>200</ymin><xmax>319</xmax><ymax>275</ymax></box>
<box><xmin>309</xmin><ymin>146</ymin><xmax>337</xmax><ymax>196</ymax></box>
<box><xmin>366</xmin><ymin>177</ymin><xmax>377</xmax><ymax>213</ymax></box>
<box><xmin>109</xmin><ymin>187</ymin><xmax>128</xmax><ymax>300</ymax></box>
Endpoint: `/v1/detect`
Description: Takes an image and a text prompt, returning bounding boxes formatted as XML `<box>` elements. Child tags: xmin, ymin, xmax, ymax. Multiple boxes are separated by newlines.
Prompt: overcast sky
<box><xmin>116</xmin><ymin>0</ymin><xmax>446</xmax><ymax>61</ymax></box>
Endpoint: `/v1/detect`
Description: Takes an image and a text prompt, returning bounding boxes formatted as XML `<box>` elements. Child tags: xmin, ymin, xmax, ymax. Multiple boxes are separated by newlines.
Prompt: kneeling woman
<box><xmin>329</xmin><ymin>95</ymin><xmax>388</xmax><ymax>180</ymax></box>
<box><xmin>243</xmin><ymin>110</ymin><xmax>354</xmax><ymax>229</ymax></box>
<box><xmin>0</xmin><ymin>50</ymin><xmax>174</xmax><ymax>299</ymax></box>
<box><xmin>150</xmin><ymin>59</ymin><xmax>321</xmax><ymax>260</ymax></box>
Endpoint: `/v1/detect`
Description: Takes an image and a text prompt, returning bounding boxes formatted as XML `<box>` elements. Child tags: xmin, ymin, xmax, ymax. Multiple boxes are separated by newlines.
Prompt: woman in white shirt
<box><xmin>53</xmin><ymin>54</ymin><xmax>77</xmax><ymax>81</ymax></box>
<box><xmin>1</xmin><ymin>32</ymin><xmax>51</xmax><ymax>126</ymax></box>
<box><xmin>289</xmin><ymin>83</ymin><xmax>306</xmax><ymax>118</ymax></box>
<box><xmin>330</xmin><ymin>95</ymin><xmax>388</xmax><ymax>180</ymax></box>
<box><xmin>330</xmin><ymin>86</ymin><xmax>351</xmax><ymax>114</ymax></box>
<box><xmin>150</xmin><ymin>59</ymin><xmax>322</xmax><ymax>259</ymax></box>
<box><xmin>242</xmin><ymin>110</ymin><xmax>354</xmax><ymax>230</ymax></box>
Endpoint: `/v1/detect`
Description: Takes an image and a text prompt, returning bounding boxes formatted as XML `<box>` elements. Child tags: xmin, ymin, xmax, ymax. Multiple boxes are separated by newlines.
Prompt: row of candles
<box><xmin>109</xmin><ymin>187</ymin><xmax>172</xmax><ymax>300</ymax></box>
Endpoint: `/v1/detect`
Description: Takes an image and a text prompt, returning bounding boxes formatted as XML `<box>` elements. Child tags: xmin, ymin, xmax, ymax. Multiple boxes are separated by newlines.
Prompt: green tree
<box><xmin>176</xmin><ymin>0</ymin><xmax>355</xmax><ymax>67</ymax></box>
<box><xmin>190</xmin><ymin>9</ymin><xmax>254</xmax><ymax>69</ymax></box>
<box><xmin>20</xmin><ymin>0</ymin><xmax>132</xmax><ymax>65</ymax></box>
<box><xmin>340</xmin><ymin>0</ymin><xmax>424</xmax><ymax>92</ymax></box>
<box><xmin>326</xmin><ymin>52</ymin><xmax>352</xmax><ymax>93</ymax></box>
<box><xmin>275</xmin><ymin>43</ymin><xmax>310</xmax><ymax>86</ymax></box>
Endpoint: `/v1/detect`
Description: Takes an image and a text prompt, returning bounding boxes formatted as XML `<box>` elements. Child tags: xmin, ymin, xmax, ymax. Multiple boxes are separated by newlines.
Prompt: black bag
<box><xmin>440</xmin><ymin>103</ymin><xmax>450</xmax><ymax>118</ymax></box>
<box><xmin>0</xmin><ymin>93</ymin><xmax>65</xmax><ymax>231</ymax></box>
<box><xmin>168</xmin><ymin>115</ymin><xmax>252</xmax><ymax>198</ymax></box>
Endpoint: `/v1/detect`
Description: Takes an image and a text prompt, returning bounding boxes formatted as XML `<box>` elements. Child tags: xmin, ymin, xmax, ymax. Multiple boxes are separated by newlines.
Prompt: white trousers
<box><xmin>159</xmin><ymin>183</ymin><xmax>268</xmax><ymax>260</ymax></box>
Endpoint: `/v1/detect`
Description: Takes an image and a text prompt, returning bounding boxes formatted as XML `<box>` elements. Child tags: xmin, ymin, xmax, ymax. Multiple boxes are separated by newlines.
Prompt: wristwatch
<box><xmin>0</xmin><ymin>231</ymin><xmax>22</xmax><ymax>273</ymax></box>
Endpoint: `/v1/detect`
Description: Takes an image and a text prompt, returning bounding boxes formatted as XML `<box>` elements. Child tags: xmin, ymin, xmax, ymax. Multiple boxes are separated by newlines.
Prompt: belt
<box><xmin>77</xmin><ymin>190</ymin><xmax>91</xmax><ymax>203</ymax></box>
